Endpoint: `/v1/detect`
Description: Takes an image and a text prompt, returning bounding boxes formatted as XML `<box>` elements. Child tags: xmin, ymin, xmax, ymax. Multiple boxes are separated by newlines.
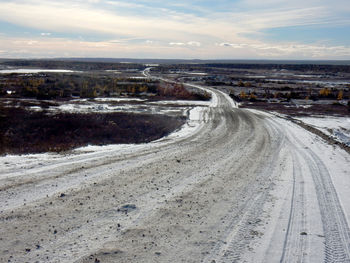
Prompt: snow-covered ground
<box><xmin>8</xmin><ymin>97</ymin><xmax>211</xmax><ymax>117</ymax></box>
<box><xmin>0</xmin><ymin>73</ymin><xmax>349</xmax><ymax>263</ymax></box>
<box><xmin>93</xmin><ymin>97</ymin><xmax>145</xmax><ymax>102</ymax></box>
<box><xmin>241</xmin><ymin>110</ymin><xmax>350</xmax><ymax>263</ymax></box>
<box><xmin>296</xmin><ymin>116</ymin><xmax>350</xmax><ymax>146</ymax></box>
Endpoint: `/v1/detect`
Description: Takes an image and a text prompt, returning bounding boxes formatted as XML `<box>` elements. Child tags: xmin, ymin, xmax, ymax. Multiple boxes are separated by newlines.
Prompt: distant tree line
<box><xmin>1</xmin><ymin>60</ymin><xmax>146</xmax><ymax>71</ymax></box>
<box><xmin>0</xmin><ymin>73</ymin><xmax>211</xmax><ymax>101</ymax></box>
<box><xmin>151</xmin><ymin>63</ymin><xmax>350</xmax><ymax>74</ymax></box>
<box><xmin>230</xmin><ymin>86</ymin><xmax>348</xmax><ymax>102</ymax></box>
<box><xmin>204</xmin><ymin>63</ymin><xmax>350</xmax><ymax>73</ymax></box>
<box><xmin>0</xmin><ymin>73</ymin><xmax>157</xmax><ymax>99</ymax></box>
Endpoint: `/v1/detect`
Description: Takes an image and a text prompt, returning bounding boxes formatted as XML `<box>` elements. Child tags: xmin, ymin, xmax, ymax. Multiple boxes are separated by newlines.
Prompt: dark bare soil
<box><xmin>240</xmin><ymin>101</ymin><xmax>350</xmax><ymax>117</ymax></box>
<box><xmin>0</xmin><ymin>107</ymin><xmax>185</xmax><ymax>155</ymax></box>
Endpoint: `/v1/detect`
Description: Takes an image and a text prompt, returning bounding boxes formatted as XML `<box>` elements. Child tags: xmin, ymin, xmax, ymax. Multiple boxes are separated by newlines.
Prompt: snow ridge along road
<box><xmin>1</xmin><ymin>71</ymin><xmax>350</xmax><ymax>263</ymax></box>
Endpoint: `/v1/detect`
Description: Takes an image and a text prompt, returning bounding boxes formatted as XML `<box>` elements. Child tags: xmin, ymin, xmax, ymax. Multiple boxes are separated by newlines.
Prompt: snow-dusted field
<box><xmin>3</xmin><ymin>95</ymin><xmax>213</xmax><ymax>118</ymax></box>
<box><xmin>296</xmin><ymin>116</ymin><xmax>350</xmax><ymax>146</ymax></box>
<box><xmin>0</xmin><ymin>73</ymin><xmax>349</xmax><ymax>263</ymax></box>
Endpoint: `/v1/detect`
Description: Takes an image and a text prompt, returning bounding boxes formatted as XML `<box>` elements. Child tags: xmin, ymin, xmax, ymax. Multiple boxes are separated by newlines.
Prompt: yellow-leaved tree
<box><xmin>337</xmin><ymin>90</ymin><xmax>343</xmax><ymax>100</ymax></box>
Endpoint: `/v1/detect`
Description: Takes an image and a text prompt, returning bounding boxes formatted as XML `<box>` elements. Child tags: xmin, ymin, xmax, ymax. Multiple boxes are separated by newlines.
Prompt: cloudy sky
<box><xmin>0</xmin><ymin>0</ymin><xmax>349</xmax><ymax>59</ymax></box>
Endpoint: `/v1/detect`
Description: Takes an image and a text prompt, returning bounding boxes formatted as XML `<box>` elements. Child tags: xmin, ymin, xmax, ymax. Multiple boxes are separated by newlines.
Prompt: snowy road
<box><xmin>0</xmin><ymin>74</ymin><xmax>350</xmax><ymax>263</ymax></box>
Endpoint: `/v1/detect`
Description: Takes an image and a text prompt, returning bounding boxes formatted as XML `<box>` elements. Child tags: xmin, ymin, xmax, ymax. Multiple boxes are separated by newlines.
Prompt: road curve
<box><xmin>1</xmin><ymin>75</ymin><xmax>350</xmax><ymax>263</ymax></box>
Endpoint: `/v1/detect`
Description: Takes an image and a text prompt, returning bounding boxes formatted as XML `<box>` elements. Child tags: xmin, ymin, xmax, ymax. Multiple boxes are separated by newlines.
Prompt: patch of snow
<box><xmin>219</xmin><ymin>90</ymin><xmax>240</xmax><ymax>108</ymax></box>
<box><xmin>297</xmin><ymin>80</ymin><xmax>349</xmax><ymax>85</ymax></box>
<box><xmin>294</xmin><ymin>74</ymin><xmax>323</xmax><ymax>78</ymax></box>
<box><xmin>185</xmin><ymin>83</ymin><xmax>218</xmax><ymax>107</ymax></box>
<box><xmin>105</xmin><ymin>70</ymin><xmax>121</xmax><ymax>73</ymax></box>
<box><xmin>70</xmin><ymin>99</ymin><xmax>88</xmax><ymax>102</ymax></box>
<box><xmin>94</xmin><ymin>97</ymin><xmax>146</xmax><ymax>102</ymax></box>
<box><xmin>54</xmin><ymin>103</ymin><xmax>142</xmax><ymax>113</ymax></box>
<box><xmin>296</xmin><ymin>116</ymin><xmax>350</xmax><ymax>146</ymax></box>
<box><xmin>246</xmin><ymin>75</ymin><xmax>266</xmax><ymax>79</ymax></box>
<box><xmin>149</xmin><ymin>100</ymin><xmax>210</xmax><ymax>106</ymax></box>
<box><xmin>155</xmin><ymin>85</ymin><xmax>220</xmax><ymax>141</ymax></box>
<box><xmin>241</xmin><ymin>110</ymin><xmax>349</xmax><ymax>262</ymax></box>
<box><xmin>184</xmin><ymin>72</ymin><xmax>207</xmax><ymax>76</ymax></box>
<box><xmin>130</xmin><ymin>76</ymin><xmax>148</xmax><ymax>79</ymax></box>
<box><xmin>156</xmin><ymin>107</ymin><xmax>207</xmax><ymax>141</ymax></box>
<box><xmin>29</xmin><ymin>106</ymin><xmax>42</xmax><ymax>111</ymax></box>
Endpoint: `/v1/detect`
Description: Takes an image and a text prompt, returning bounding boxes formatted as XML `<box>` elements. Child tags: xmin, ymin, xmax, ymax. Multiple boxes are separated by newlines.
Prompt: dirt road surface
<box><xmin>1</xmin><ymin>77</ymin><xmax>350</xmax><ymax>263</ymax></box>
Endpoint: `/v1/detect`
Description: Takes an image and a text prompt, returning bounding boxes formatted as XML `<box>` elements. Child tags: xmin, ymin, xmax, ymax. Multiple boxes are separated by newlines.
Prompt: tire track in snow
<box><xmin>203</xmin><ymin>118</ymin><xmax>287</xmax><ymax>263</ymax></box>
<box><xmin>279</xmin><ymin>150</ymin><xmax>307</xmax><ymax>263</ymax></box>
<box><xmin>289</xmin><ymin>134</ymin><xmax>350</xmax><ymax>262</ymax></box>
<box><xmin>306</xmin><ymin>150</ymin><xmax>350</xmax><ymax>262</ymax></box>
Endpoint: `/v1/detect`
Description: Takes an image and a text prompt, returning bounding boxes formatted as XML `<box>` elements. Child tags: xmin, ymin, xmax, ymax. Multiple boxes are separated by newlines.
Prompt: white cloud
<box><xmin>169</xmin><ymin>42</ymin><xmax>186</xmax><ymax>46</ymax></box>
<box><xmin>187</xmin><ymin>41</ymin><xmax>201</xmax><ymax>47</ymax></box>
<box><xmin>0</xmin><ymin>1</ymin><xmax>217</xmax><ymax>43</ymax></box>
<box><xmin>218</xmin><ymin>43</ymin><xmax>234</xmax><ymax>47</ymax></box>
<box><xmin>0</xmin><ymin>35</ymin><xmax>348</xmax><ymax>59</ymax></box>
<box><xmin>105</xmin><ymin>1</ymin><xmax>145</xmax><ymax>9</ymax></box>
<box><xmin>27</xmin><ymin>40</ymin><xmax>39</xmax><ymax>45</ymax></box>
<box><xmin>169</xmin><ymin>41</ymin><xmax>201</xmax><ymax>47</ymax></box>
<box><xmin>214</xmin><ymin>41</ymin><xmax>350</xmax><ymax>58</ymax></box>
<box><xmin>0</xmin><ymin>0</ymin><xmax>339</xmax><ymax>44</ymax></box>
<box><xmin>217</xmin><ymin>43</ymin><xmax>248</xmax><ymax>48</ymax></box>
<box><xmin>0</xmin><ymin>0</ymin><xmax>348</xmax><ymax>59</ymax></box>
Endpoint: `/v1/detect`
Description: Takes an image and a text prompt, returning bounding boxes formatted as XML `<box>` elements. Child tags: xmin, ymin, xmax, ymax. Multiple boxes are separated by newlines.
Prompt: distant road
<box><xmin>0</xmin><ymin>69</ymin><xmax>349</xmax><ymax>263</ymax></box>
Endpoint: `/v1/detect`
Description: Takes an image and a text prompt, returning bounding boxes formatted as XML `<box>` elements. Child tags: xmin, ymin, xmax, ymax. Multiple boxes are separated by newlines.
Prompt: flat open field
<box><xmin>0</xmin><ymin>60</ymin><xmax>349</xmax><ymax>263</ymax></box>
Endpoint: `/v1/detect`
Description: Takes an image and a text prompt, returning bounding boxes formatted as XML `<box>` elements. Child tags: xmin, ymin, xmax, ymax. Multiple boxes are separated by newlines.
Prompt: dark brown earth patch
<box><xmin>0</xmin><ymin>107</ymin><xmax>185</xmax><ymax>155</ymax></box>
<box><xmin>241</xmin><ymin>101</ymin><xmax>349</xmax><ymax>117</ymax></box>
